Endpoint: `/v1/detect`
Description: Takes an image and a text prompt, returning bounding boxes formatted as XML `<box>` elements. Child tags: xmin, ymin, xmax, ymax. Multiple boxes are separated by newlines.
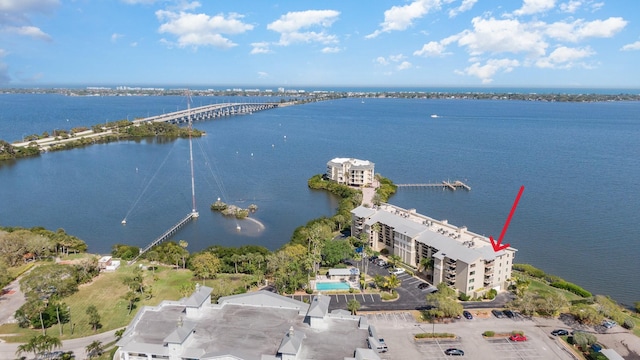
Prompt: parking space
<box><xmin>484</xmin><ymin>337</ymin><xmax>544</xmax><ymax>359</ymax></box>
<box><xmin>365</xmin><ymin>311</ymin><xmax>417</xmax><ymax>325</ymax></box>
<box><xmin>416</xmin><ymin>339</ymin><xmax>464</xmax><ymax>359</ymax></box>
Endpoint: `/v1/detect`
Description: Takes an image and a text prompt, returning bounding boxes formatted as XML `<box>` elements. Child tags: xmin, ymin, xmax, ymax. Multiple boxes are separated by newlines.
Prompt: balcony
<box><xmin>484</xmin><ymin>267</ymin><xmax>494</xmax><ymax>274</ymax></box>
<box><xmin>445</xmin><ymin>273</ymin><xmax>456</xmax><ymax>280</ymax></box>
<box><xmin>446</xmin><ymin>279</ymin><xmax>455</xmax><ymax>286</ymax></box>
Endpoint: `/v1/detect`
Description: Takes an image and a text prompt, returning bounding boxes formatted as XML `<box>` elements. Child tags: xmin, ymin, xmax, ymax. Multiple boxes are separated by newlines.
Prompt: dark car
<box><xmin>503</xmin><ymin>310</ymin><xmax>515</xmax><ymax>318</ymax></box>
<box><xmin>463</xmin><ymin>310</ymin><xmax>473</xmax><ymax>320</ymax></box>
<box><xmin>444</xmin><ymin>348</ymin><xmax>464</xmax><ymax>356</ymax></box>
<box><xmin>492</xmin><ymin>309</ymin><xmax>505</xmax><ymax>318</ymax></box>
<box><xmin>418</xmin><ymin>282</ymin><xmax>430</xmax><ymax>289</ymax></box>
<box><xmin>551</xmin><ymin>329</ymin><xmax>569</xmax><ymax>336</ymax></box>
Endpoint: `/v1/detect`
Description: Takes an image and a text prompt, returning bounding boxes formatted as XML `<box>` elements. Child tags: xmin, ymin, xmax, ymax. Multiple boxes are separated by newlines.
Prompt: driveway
<box><xmin>0</xmin><ymin>276</ymin><xmax>27</xmax><ymax>326</ymax></box>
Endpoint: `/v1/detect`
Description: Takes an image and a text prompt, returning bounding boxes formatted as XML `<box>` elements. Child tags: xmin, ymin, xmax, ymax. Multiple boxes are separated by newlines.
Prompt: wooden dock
<box><xmin>129</xmin><ymin>211</ymin><xmax>197</xmax><ymax>264</ymax></box>
<box><xmin>396</xmin><ymin>180</ymin><xmax>471</xmax><ymax>191</ymax></box>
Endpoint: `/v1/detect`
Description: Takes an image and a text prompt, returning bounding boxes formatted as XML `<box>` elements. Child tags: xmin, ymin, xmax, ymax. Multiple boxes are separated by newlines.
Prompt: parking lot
<box><xmin>365</xmin><ymin>310</ymin><xmax>575</xmax><ymax>360</ymax></box>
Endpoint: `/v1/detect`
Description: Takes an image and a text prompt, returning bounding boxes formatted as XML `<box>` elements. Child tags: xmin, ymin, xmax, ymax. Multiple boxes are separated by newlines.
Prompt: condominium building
<box><xmin>326</xmin><ymin>158</ymin><xmax>375</xmax><ymax>186</ymax></box>
<box><xmin>116</xmin><ymin>285</ymin><xmax>381</xmax><ymax>360</ymax></box>
<box><xmin>351</xmin><ymin>203</ymin><xmax>516</xmax><ymax>297</ymax></box>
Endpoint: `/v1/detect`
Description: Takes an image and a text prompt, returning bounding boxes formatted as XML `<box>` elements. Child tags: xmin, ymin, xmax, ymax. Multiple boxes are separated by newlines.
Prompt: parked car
<box><xmin>390</xmin><ymin>268</ymin><xmax>405</xmax><ymax>275</ymax></box>
<box><xmin>602</xmin><ymin>320</ymin><xmax>617</xmax><ymax>329</ymax></box>
<box><xmin>369</xmin><ymin>255</ymin><xmax>379</xmax><ymax>262</ymax></box>
<box><xmin>503</xmin><ymin>310</ymin><xmax>515</xmax><ymax>318</ymax></box>
<box><xmin>591</xmin><ymin>344</ymin><xmax>602</xmax><ymax>352</ymax></box>
<box><xmin>444</xmin><ymin>348</ymin><xmax>465</xmax><ymax>356</ymax></box>
<box><xmin>551</xmin><ymin>329</ymin><xmax>569</xmax><ymax>336</ymax></box>
<box><xmin>417</xmin><ymin>282</ymin><xmax>430</xmax><ymax>289</ymax></box>
<box><xmin>462</xmin><ymin>310</ymin><xmax>473</xmax><ymax>320</ymax></box>
<box><xmin>375</xmin><ymin>259</ymin><xmax>387</xmax><ymax>267</ymax></box>
<box><xmin>509</xmin><ymin>334</ymin><xmax>527</xmax><ymax>342</ymax></box>
<box><xmin>491</xmin><ymin>309</ymin><xmax>505</xmax><ymax>318</ymax></box>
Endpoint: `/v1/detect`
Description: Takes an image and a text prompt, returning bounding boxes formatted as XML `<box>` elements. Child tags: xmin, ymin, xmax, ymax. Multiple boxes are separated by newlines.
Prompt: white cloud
<box><xmin>397</xmin><ymin>61</ymin><xmax>413</xmax><ymax>70</ymax></box>
<box><xmin>5</xmin><ymin>25</ymin><xmax>52</xmax><ymax>41</ymax></box>
<box><xmin>545</xmin><ymin>17</ymin><xmax>627</xmax><ymax>42</ymax></box>
<box><xmin>0</xmin><ymin>0</ymin><xmax>59</xmax><ymax>15</ymax></box>
<box><xmin>559</xmin><ymin>0</ymin><xmax>582</xmax><ymax>13</ymax></box>
<box><xmin>156</xmin><ymin>7</ymin><xmax>254</xmax><ymax>49</ymax></box>
<box><xmin>449</xmin><ymin>0</ymin><xmax>478</xmax><ymax>18</ymax></box>
<box><xmin>257</xmin><ymin>71</ymin><xmax>269</xmax><ymax>79</ymax></box>
<box><xmin>621</xmin><ymin>41</ymin><xmax>640</xmax><ymax>51</ymax></box>
<box><xmin>374</xmin><ymin>57</ymin><xmax>389</xmax><ymax>66</ymax></box>
<box><xmin>321</xmin><ymin>46</ymin><xmax>341</xmax><ymax>53</ymax></box>
<box><xmin>111</xmin><ymin>33</ymin><xmax>124</xmax><ymax>43</ymax></box>
<box><xmin>267</xmin><ymin>10</ymin><xmax>340</xmax><ymax>46</ymax></box>
<box><xmin>535</xmin><ymin>45</ymin><xmax>594</xmax><ymax>68</ymax></box>
<box><xmin>121</xmin><ymin>0</ymin><xmax>157</xmax><ymax>4</ymax></box>
<box><xmin>513</xmin><ymin>0</ymin><xmax>556</xmax><ymax>16</ymax></box>
<box><xmin>457</xmin><ymin>17</ymin><xmax>548</xmax><ymax>57</ymax></box>
<box><xmin>130</xmin><ymin>42</ymin><xmax>138</xmax><ymax>47</ymax></box>
<box><xmin>366</xmin><ymin>0</ymin><xmax>442</xmax><ymax>38</ymax></box>
<box><xmin>457</xmin><ymin>58</ymin><xmax>520</xmax><ymax>83</ymax></box>
<box><xmin>414</xmin><ymin>41</ymin><xmax>448</xmax><ymax>57</ymax></box>
<box><xmin>250</xmin><ymin>42</ymin><xmax>271</xmax><ymax>54</ymax></box>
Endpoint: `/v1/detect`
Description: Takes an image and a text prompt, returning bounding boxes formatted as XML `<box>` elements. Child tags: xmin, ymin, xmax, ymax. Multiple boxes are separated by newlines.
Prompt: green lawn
<box><xmin>0</xmin><ymin>262</ymin><xmax>255</xmax><ymax>343</ymax></box>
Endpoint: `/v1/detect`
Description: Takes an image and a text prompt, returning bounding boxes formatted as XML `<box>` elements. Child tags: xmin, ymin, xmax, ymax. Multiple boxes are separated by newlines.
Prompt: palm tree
<box><xmin>384</xmin><ymin>274</ymin><xmax>401</xmax><ymax>294</ymax></box>
<box><xmin>85</xmin><ymin>340</ymin><xmax>104</xmax><ymax>359</ymax></box>
<box><xmin>347</xmin><ymin>299</ymin><xmax>361</xmax><ymax>315</ymax></box>
<box><xmin>39</xmin><ymin>334</ymin><xmax>62</xmax><ymax>358</ymax></box>
<box><xmin>387</xmin><ymin>254</ymin><xmax>402</xmax><ymax>269</ymax></box>
<box><xmin>178</xmin><ymin>240</ymin><xmax>189</xmax><ymax>269</ymax></box>
<box><xmin>16</xmin><ymin>335</ymin><xmax>39</xmax><ymax>360</ymax></box>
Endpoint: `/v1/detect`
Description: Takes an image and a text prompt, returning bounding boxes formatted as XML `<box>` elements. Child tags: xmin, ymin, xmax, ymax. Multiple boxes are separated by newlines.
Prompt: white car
<box><xmin>603</xmin><ymin>320</ymin><xmax>617</xmax><ymax>329</ymax></box>
<box><xmin>391</xmin><ymin>268</ymin><xmax>405</xmax><ymax>275</ymax></box>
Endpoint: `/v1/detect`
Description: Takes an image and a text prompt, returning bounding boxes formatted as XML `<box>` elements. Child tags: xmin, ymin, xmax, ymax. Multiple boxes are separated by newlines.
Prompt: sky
<box><xmin>0</xmin><ymin>0</ymin><xmax>639</xmax><ymax>88</ymax></box>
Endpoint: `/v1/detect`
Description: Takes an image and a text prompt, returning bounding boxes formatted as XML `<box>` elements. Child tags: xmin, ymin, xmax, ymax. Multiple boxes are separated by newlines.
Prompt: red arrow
<box><xmin>490</xmin><ymin>185</ymin><xmax>525</xmax><ymax>252</ymax></box>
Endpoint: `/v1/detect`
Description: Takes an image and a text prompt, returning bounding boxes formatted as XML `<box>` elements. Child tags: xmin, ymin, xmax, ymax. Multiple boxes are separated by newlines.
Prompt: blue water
<box><xmin>0</xmin><ymin>93</ymin><xmax>638</xmax><ymax>306</ymax></box>
<box><xmin>316</xmin><ymin>282</ymin><xmax>351</xmax><ymax>291</ymax></box>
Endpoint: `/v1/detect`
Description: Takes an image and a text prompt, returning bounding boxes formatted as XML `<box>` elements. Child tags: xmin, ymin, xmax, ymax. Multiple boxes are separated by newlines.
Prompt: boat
<box><xmin>121</xmin><ymin>219</ymin><xmax>127</xmax><ymax>225</ymax></box>
<box><xmin>430</xmin><ymin>114</ymin><xmax>439</xmax><ymax>118</ymax></box>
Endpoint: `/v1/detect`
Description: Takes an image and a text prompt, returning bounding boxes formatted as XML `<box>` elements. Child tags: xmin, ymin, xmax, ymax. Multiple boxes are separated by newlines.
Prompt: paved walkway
<box><xmin>0</xmin><ymin>328</ymin><xmax>121</xmax><ymax>359</ymax></box>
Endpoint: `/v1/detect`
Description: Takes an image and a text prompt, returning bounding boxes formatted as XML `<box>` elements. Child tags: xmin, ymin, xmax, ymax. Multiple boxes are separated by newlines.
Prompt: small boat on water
<box><xmin>121</xmin><ymin>219</ymin><xmax>127</xmax><ymax>225</ymax></box>
<box><xmin>430</xmin><ymin>114</ymin><xmax>439</xmax><ymax>118</ymax></box>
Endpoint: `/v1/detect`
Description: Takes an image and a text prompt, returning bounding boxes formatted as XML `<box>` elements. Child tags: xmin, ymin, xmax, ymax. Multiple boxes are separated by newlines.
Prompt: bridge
<box><xmin>132</xmin><ymin>102</ymin><xmax>281</xmax><ymax>125</ymax></box>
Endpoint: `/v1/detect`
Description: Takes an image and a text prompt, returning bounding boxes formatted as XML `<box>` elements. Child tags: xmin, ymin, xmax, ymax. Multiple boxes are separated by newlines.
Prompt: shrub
<box><xmin>484</xmin><ymin>289</ymin><xmax>497</xmax><ymax>300</ymax></box>
<box><xmin>623</xmin><ymin>317</ymin><xmax>635</xmax><ymax>330</ymax></box>
<box><xmin>513</xmin><ymin>263</ymin><xmax>546</xmax><ymax>278</ymax></box>
<box><xmin>305</xmin><ymin>288</ymin><xmax>313</xmax><ymax>294</ymax></box>
<box><xmin>511</xmin><ymin>330</ymin><xmax>524</xmax><ymax>336</ymax></box>
<box><xmin>550</xmin><ymin>280</ymin><xmax>592</xmax><ymax>298</ymax></box>
<box><xmin>483</xmin><ymin>331</ymin><xmax>495</xmax><ymax>337</ymax></box>
<box><xmin>459</xmin><ymin>293</ymin><xmax>471</xmax><ymax>301</ymax></box>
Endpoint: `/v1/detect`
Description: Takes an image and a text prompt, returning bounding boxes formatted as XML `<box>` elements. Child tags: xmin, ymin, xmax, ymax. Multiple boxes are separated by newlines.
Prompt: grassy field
<box><xmin>0</xmin><ymin>262</ymin><xmax>250</xmax><ymax>343</ymax></box>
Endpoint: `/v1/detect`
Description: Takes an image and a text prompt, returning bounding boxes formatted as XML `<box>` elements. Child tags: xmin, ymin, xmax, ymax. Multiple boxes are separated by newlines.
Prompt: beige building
<box><xmin>116</xmin><ymin>285</ymin><xmax>382</xmax><ymax>360</ymax></box>
<box><xmin>326</xmin><ymin>158</ymin><xmax>375</xmax><ymax>186</ymax></box>
<box><xmin>351</xmin><ymin>203</ymin><xmax>516</xmax><ymax>297</ymax></box>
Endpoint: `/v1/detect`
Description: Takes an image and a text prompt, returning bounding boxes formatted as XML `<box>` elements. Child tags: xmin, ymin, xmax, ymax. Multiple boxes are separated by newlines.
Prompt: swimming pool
<box><xmin>315</xmin><ymin>281</ymin><xmax>351</xmax><ymax>291</ymax></box>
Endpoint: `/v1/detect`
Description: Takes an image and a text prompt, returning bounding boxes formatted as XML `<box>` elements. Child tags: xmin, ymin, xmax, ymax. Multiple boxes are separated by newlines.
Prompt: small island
<box><xmin>210</xmin><ymin>198</ymin><xmax>258</xmax><ymax>219</ymax></box>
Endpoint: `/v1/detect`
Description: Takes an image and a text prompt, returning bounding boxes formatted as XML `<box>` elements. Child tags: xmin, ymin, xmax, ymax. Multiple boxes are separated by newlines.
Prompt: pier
<box><xmin>130</xmin><ymin>211</ymin><xmax>198</xmax><ymax>264</ymax></box>
<box><xmin>396</xmin><ymin>180</ymin><xmax>471</xmax><ymax>191</ymax></box>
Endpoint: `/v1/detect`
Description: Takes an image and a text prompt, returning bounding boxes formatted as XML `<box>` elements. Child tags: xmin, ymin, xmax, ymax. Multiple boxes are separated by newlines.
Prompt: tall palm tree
<box><xmin>39</xmin><ymin>334</ymin><xmax>62</xmax><ymax>358</ymax></box>
<box><xmin>178</xmin><ymin>240</ymin><xmax>189</xmax><ymax>269</ymax></box>
<box><xmin>16</xmin><ymin>335</ymin><xmax>39</xmax><ymax>360</ymax></box>
<box><xmin>85</xmin><ymin>340</ymin><xmax>104</xmax><ymax>359</ymax></box>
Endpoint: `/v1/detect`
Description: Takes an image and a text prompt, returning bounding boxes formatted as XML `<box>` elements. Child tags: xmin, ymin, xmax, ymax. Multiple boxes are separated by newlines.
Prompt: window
<box><xmin>470</xmin><ymin>271</ymin><xmax>475</xmax><ymax>275</ymax></box>
<box><xmin>468</xmin><ymin>286</ymin><xmax>474</xmax><ymax>291</ymax></box>
<box><xmin>470</xmin><ymin>263</ymin><xmax>476</xmax><ymax>268</ymax></box>
<box><xmin>469</xmin><ymin>278</ymin><xmax>475</xmax><ymax>283</ymax></box>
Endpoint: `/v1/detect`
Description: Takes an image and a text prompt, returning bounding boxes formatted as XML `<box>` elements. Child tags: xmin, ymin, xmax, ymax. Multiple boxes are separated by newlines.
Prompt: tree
<box><xmin>86</xmin><ymin>340</ymin><xmax>104</xmax><ymax>359</ymax></box>
<box><xmin>425</xmin><ymin>283</ymin><xmax>463</xmax><ymax>318</ymax></box>
<box><xmin>178</xmin><ymin>240</ymin><xmax>189</xmax><ymax>269</ymax></box>
<box><xmin>384</xmin><ymin>274</ymin><xmax>401</xmax><ymax>294</ymax></box>
<box><xmin>86</xmin><ymin>305</ymin><xmax>101</xmax><ymax>332</ymax></box>
<box><xmin>347</xmin><ymin>299</ymin><xmax>361</xmax><ymax>315</ymax></box>
<box><xmin>387</xmin><ymin>254</ymin><xmax>402</xmax><ymax>269</ymax></box>
<box><xmin>179</xmin><ymin>282</ymin><xmax>195</xmax><ymax>298</ymax></box>
<box><xmin>635</xmin><ymin>301</ymin><xmax>640</xmax><ymax>314</ymax></box>
<box><xmin>123</xmin><ymin>291</ymin><xmax>140</xmax><ymax>315</ymax></box>
<box><xmin>321</xmin><ymin>240</ymin><xmax>353</xmax><ymax>267</ymax></box>
<box><xmin>190</xmin><ymin>252</ymin><xmax>222</xmax><ymax>284</ymax></box>
<box><xmin>16</xmin><ymin>335</ymin><xmax>39</xmax><ymax>360</ymax></box>
<box><xmin>39</xmin><ymin>334</ymin><xmax>62</xmax><ymax>356</ymax></box>
<box><xmin>572</xmin><ymin>332</ymin><xmax>597</xmax><ymax>350</ymax></box>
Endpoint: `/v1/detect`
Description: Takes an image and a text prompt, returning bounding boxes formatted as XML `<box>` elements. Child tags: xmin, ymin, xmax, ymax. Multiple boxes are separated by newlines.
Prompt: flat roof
<box><xmin>119</xmin><ymin>296</ymin><xmax>368</xmax><ymax>360</ymax></box>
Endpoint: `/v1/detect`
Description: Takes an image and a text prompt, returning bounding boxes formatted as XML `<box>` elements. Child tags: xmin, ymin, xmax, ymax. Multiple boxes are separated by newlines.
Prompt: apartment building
<box><xmin>116</xmin><ymin>285</ymin><xmax>381</xmax><ymax>360</ymax></box>
<box><xmin>326</xmin><ymin>158</ymin><xmax>375</xmax><ymax>186</ymax></box>
<box><xmin>351</xmin><ymin>203</ymin><xmax>516</xmax><ymax>297</ymax></box>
